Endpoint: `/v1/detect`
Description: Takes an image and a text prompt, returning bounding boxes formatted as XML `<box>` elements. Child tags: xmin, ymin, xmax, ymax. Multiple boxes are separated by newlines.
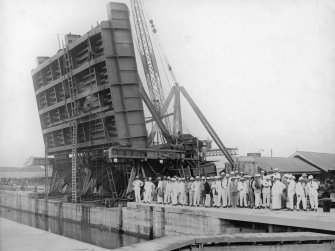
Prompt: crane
<box><xmin>129</xmin><ymin>0</ymin><xmax>236</xmax><ymax>167</ymax></box>
<box><xmin>130</xmin><ymin>0</ymin><xmax>171</xmax><ymax>145</ymax></box>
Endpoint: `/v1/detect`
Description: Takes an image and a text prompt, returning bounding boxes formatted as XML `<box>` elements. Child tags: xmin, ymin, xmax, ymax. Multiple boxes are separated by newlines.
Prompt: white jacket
<box><xmin>262</xmin><ymin>180</ymin><xmax>271</xmax><ymax>193</ymax></box>
<box><xmin>212</xmin><ymin>181</ymin><xmax>221</xmax><ymax>192</ymax></box>
<box><xmin>306</xmin><ymin>181</ymin><xmax>318</xmax><ymax>196</ymax></box>
<box><xmin>237</xmin><ymin>181</ymin><xmax>244</xmax><ymax>192</ymax></box>
<box><xmin>241</xmin><ymin>182</ymin><xmax>248</xmax><ymax>194</ymax></box>
<box><xmin>144</xmin><ymin>181</ymin><xmax>154</xmax><ymax>192</ymax></box>
<box><xmin>171</xmin><ymin>182</ymin><xmax>179</xmax><ymax>194</ymax></box>
<box><xmin>191</xmin><ymin>181</ymin><xmax>201</xmax><ymax>192</ymax></box>
<box><xmin>288</xmin><ymin>180</ymin><xmax>296</xmax><ymax>194</ymax></box>
<box><xmin>221</xmin><ymin>178</ymin><xmax>229</xmax><ymax>190</ymax></box>
<box><xmin>166</xmin><ymin>181</ymin><xmax>173</xmax><ymax>194</ymax></box>
<box><xmin>295</xmin><ymin>182</ymin><xmax>305</xmax><ymax>197</ymax></box>
<box><xmin>133</xmin><ymin>180</ymin><xmax>143</xmax><ymax>191</ymax></box>
<box><xmin>157</xmin><ymin>180</ymin><xmax>163</xmax><ymax>190</ymax></box>
<box><xmin>271</xmin><ymin>180</ymin><xmax>285</xmax><ymax>195</ymax></box>
<box><xmin>178</xmin><ymin>182</ymin><xmax>185</xmax><ymax>193</ymax></box>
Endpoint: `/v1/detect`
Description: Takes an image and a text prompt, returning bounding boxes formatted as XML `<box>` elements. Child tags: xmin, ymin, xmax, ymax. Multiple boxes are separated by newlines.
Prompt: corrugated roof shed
<box><xmin>253</xmin><ymin>157</ymin><xmax>321</xmax><ymax>174</ymax></box>
<box><xmin>237</xmin><ymin>156</ymin><xmax>256</xmax><ymax>163</ymax></box>
<box><xmin>290</xmin><ymin>151</ymin><xmax>335</xmax><ymax>172</ymax></box>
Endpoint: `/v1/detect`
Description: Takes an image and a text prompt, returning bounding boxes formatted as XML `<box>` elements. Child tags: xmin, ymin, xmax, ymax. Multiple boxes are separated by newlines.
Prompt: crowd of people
<box><xmin>132</xmin><ymin>168</ymin><xmax>334</xmax><ymax>212</ymax></box>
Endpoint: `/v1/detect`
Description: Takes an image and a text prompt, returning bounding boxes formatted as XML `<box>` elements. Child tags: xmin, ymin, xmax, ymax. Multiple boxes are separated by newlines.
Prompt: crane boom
<box><xmin>130</xmin><ymin>0</ymin><xmax>171</xmax><ymax>136</ymax></box>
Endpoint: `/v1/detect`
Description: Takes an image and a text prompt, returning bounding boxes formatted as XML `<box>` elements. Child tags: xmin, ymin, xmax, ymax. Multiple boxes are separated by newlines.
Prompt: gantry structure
<box><xmin>32</xmin><ymin>3</ymin><xmax>235</xmax><ymax>203</ymax></box>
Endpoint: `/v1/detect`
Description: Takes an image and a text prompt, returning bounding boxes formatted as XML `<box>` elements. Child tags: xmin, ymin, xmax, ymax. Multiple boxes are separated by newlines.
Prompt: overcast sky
<box><xmin>0</xmin><ymin>0</ymin><xmax>334</xmax><ymax>167</ymax></box>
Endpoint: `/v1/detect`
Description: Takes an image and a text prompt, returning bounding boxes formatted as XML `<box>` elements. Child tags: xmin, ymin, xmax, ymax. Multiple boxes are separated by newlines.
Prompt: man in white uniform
<box><xmin>222</xmin><ymin>174</ymin><xmax>229</xmax><ymax>207</ymax></box>
<box><xmin>295</xmin><ymin>176</ymin><xmax>307</xmax><ymax>211</ymax></box>
<box><xmin>179</xmin><ymin>178</ymin><xmax>186</xmax><ymax>205</ymax></box>
<box><xmin>191</xmin><ymin>176</ymin><xmax>201</xmax><ymax>206</ymax></box>
<box><xmin>188</xmin><ymin>177</ymin><xmax>195</xmax><ymax>206</ymax></box>
<box><xmin>171</xmin><ymin>178</ymin><xmax>179</xmax><ymax>205</ymax></box>
<box><xmin>162</xmin><ymin>176</ymin><xmax>167</xmax><ymax>202</ymax></box>
<box><xmin>262</xmin><ymin>176</ymin><xmax>271</xmax><ymax>208</ymax></box>
<box><xmin>287</xmin><ymin>175</ymin><xmax>296</xmax><ymax>210</ymax></box>
<box><xmin>164</xmin><ymin>176</ymin><xmax>171</xmax><ymax>204</ymax></box>
<box><xmin>132</xmin><ymin>176</ymin><xmax>143</xmax><ymax>202</ymax></box>
<box><xmin>271</xmin><ymin>176</ymin><xmax>285</xmax><ymax>209</ymax></box>
<box><xmin>239</xmin><ymin>177</ymin><xmax>248</xmax><ymax>207</ymax></box>
<box><xmin>144</xmin><ymin>177</ymin><xmax>155</xmax><ymax>203</ymax></box>
<box><xmin>306</xmin><ymin>175</ymin><xmax>319</xmax><ymax>211</ymax></box>
<box><xmin>253</xmin><ymin>174</ymin><xmax>262</xmax><ymax>209</ymax></box>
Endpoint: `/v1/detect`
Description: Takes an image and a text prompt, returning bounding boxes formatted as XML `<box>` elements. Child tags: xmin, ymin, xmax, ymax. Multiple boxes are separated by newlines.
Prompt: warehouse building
<box><xmin>233</xmin><ymin>151</ymin><xmax>335</xmax><ymax>181</ymax></box>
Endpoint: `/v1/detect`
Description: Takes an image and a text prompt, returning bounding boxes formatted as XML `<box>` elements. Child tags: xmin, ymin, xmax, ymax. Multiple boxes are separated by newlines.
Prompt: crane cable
<box><xmin>140</xmin><ymin>0</ymin><xmax>191</xmax><ymax>134</ymax></box>
<box><xmin>140</xmin><ymin>0</ymin><xmax>177</xmax><ymax>86</ymax></box>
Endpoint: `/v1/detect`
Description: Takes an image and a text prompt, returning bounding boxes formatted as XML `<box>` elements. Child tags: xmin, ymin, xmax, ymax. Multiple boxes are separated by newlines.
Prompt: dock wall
<box><xmin>0</xmin><ymin>191</ymin><xmax>120</xmax><ymax>230</ymax></box>
<box><xmin>0</xmin><ymin>191</ymin><xmax>308</xmax><ymax>238</ymax></box>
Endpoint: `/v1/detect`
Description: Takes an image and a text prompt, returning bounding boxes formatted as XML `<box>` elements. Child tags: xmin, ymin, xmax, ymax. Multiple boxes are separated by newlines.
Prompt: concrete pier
<box><xmin>124</xmin><ymin>202</ymin><xmax>335</xmax><ymax>237</ymax></box>
<box><xmin>1</xmin><ymin>190</ymin><xmax>334</xmax><ymax>238</ymax></box>
<box><xmin>0</xmin><ymin>217</ymin><xmax>108</xmax><ymax>251</ymax></box>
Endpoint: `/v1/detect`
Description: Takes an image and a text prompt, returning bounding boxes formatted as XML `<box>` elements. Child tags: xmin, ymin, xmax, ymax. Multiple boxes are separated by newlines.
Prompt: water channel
<box><xmin>0</xmin><ymin>207</ymin><xmax>149</xmax><ymax>249</ymax></box>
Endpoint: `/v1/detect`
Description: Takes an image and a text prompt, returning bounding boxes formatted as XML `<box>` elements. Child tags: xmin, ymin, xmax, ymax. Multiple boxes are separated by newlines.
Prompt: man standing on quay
<box><xmin>262</xmin><ymin>176</ymin><xmax>271</xmax><ymax>209</ymax></box>
<box><xmin>295</xmin><ymin>177</ymin><xmax>307</xmax><ymax>211</ymax></box>
<box><xmin>192</xmin><ymin>176</ymin><xmax>201</xmax><ymax>206</ymax></box>
<box><xmin>133</xmin><ymin>176</ymin><xmax>143</xmax><ymax>202</ymax></box>
<box><xmin>306</xmin><ymin>175</ymin><xmax>319</xmax><ymax>212</ymax></box>
<box><xmin>253</xmin><ymin>174</ymin><xmax>262</xmax><ymax>209</ymax></box>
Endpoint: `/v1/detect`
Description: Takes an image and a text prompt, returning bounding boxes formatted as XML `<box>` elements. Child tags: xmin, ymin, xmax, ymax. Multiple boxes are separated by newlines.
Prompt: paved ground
<box><xmin>0</xmin><ymin>217</ymin><xmax>108</xmax><ymax>251</ymax></box>
<box><xmin>130</xmin><ymin>202</ymin><xmax>335</xmax><ymax>232</ymax></box>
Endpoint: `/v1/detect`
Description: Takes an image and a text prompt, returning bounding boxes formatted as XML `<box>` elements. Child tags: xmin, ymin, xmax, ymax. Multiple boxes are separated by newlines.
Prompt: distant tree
<box><xmin>23</xmin><ymin>156</ymin><xmax>34</xmax><ymax>167</ymax></box>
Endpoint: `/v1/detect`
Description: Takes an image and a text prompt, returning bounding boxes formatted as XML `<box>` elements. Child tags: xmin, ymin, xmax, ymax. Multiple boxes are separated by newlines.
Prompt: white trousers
<box><xmin>178</xmin><ymin>192</ymin><xmax>184</xmax><ymax>204</ymax></box>
<box><xmin>164</xmin><ymin>191</ymin><xmax>171</xmax><ymax>203</ymax></box>
<box><xmin>254</xmin><ymin>192</ymin><xmax>261</xmax><ymax>207</ymax></box>
<box><xmin>217</xmin><ymin>189</ymin><xmax>228</xmax><ymax>207</ymax></box>
<box><xmin>193</xmin><ymin>191</ymin><xmax>200</xmax><ymax>206</ymax></box>
<box><xmin>212</xmin><ymin>195</ymin><xmax>217</xmax><ymax>206</ymax></box>
<box><xmin>287</xmin><ymin>192</ymin><xmax>295</xmax><ymax>209</ymax></box>
<box><xmin>172</xmin><ymin>192</ymin><xmax>178</xmax><ymax>205</ymax></box>
<box><xmin>297</xmin><ymin>195</ymin><xmax>307</xmax><ymax>210</ymax></box>
<box><xmin>227</xmin><ymin>190</ymin><xmax>231</xmax><ymax>205</ymax></box>
<box><xmin>189</xmin><ymin>192</ymin><xmax>194</xmax><ymax>206</ymax></box>
<box><xmin>309</xmin><ymin>193</ymin><xmax>318</xmax><ymax>209</ymax></box>
<box><xmin>240</xmin><ymin>192</ymin><xmax>247</xmax><ymax>207</ymax></box>
<box><xmin>144</xmin><ymin>190</ymin><xmax>152</xmax><ymax>203</ymax></box>
<box><xmin>262</xmin><ymin>192</ymin><xmax>270</xmax><ymax>207</ymax></box>
<box><xmin>157</xmin><ymin>194</ymin><xmax>163</xmax><ymax>203</ymax></box>
<box><xmin>134</xmin><ymin>189</ymin><xmax>141</xmax><ymax>202</ymax></box>
<box><xmin>272</xmin><ymin>194</ymin><xmax>281</xmax><ymax>209</ymax></box>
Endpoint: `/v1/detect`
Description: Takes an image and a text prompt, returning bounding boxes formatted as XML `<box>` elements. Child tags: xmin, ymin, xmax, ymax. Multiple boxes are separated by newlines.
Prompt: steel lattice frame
<box><xmin>131</xmin><ymin>0</ymin><xmax>171</xmax><ymax>134</ymax></box>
